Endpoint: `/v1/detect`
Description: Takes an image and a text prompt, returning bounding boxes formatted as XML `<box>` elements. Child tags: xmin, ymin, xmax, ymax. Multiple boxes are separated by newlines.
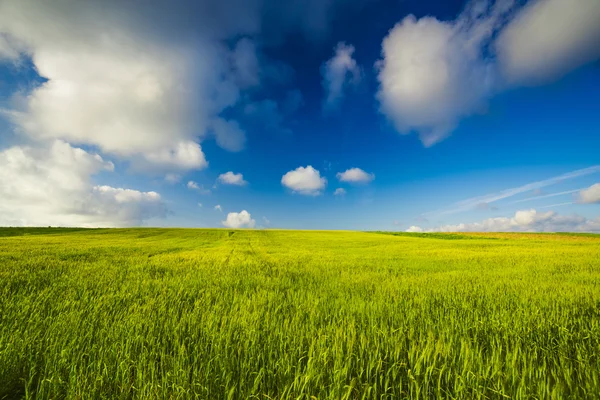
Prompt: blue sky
<box><xmin>0</xmin><ymin>0</ymin><xmax>599</xmax><ymax>231</ymax></box>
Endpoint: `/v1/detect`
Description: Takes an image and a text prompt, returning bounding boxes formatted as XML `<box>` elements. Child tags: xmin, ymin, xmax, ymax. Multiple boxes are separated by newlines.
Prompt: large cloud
<box><xmin>408</xmin><ymin>209</ymin><xmax>600</xmax><ymax>233</ymax></box>
<box><xmin>222</xmin><ymin>210</ymin><xmax>256</xmax><ymax>228</ymax></box>
<box><xmin>0</xmin><ymin>0</ymin><xmax>364</xmax><ymax>172</ymax></box>
<box><xmin>377</xmin><ymin>0</ymin><xmax>600</xmax><ymax>146</ymax></box>
<box><xmin>0</xmin><ymin>1</ymin><xmax>248</xmax><ymax>169</ymax></box>
<box><xmin>496</xmin><ymin>0</ymin><xmax>600</xmax><ymax>84</ymax></box>
<box><xmin>281</xmin><ymin>165</ymin><xmax>327</xmax><ymax>196</ymax></box>
<box><xmin>0</xmin><ymin>141</ymin><xmax>166</xmax><ymax>227</ymax></box>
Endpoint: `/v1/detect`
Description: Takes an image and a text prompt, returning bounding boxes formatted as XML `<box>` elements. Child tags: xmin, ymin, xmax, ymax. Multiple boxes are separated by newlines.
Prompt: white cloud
<box><xmin>322</xmin><ymin>42</ymin><xmax>361</xmax><ymax>109</ymax></box>
<box><xmin>262</xmin><ymin>216</ymin><xmax>271</xmax><ymax>225</ymax></box>
<box><xmin>425</xmin><ymin>166</ymin><xmax>600</xmax><ymax>216</ymax></box>
<box><xmin>408</xmin><ymin>209</ymin><xmax>600</xmax><ymax>233</ymax></box>
<box><xmin>197</xmin><ymin>202</ymin><xmax>203</xmax><ymax>208</ymax></box>
<box><xmin>336</xmin><ymin>168</ymin><xmax>374</xmax><ymax>184</ymax></box>
<box><xmin>281</xmin><ymin>165</ymin><xmax>327</xmax><ymax>196</ymax></box>
<box><xmin>214</xmin><ymin>204</ymin><xmax>222</xmax><ymax>212</ymax></box>
<box><xmin>334</xmin><ymin>188</ymin><xmax>347</xmax><ymax>196</ymax></box>
<box><xmin>578</xmin><ymin>183</ymin><xmax>600</xmax><ymax>204</ymax></box>
<box><xmin>496</xmin><ymin>0</ymin><xmax>600</xmax><ymax>85</ymax></box>
<box><xmin>0</xmin><ymin>0</ymin><xmax>262</xmax><ymax>171</ymax></box>
<box><xmin>376</xmin><ymin>0</ymin><xmax>600</xmax><ymax>146</ymax></box>
<box><xmin>217</xmin><ymin>171</ymin><xmax>248</xmax><ymax>186</ymax></box>
<box><xmin>376</xmin><ymin>9</ymin><xmax>500</xmax><ymax>146</ymax></box>
<box><xmin>187</xmin><ymin>181</ymin><xmax>211</xmax><ymax>194</ymax></box>
<box><xmin>222</xmin><ymin>210</ymin><xmax>255</xmax><ymax>228</ymax></box>
<box><xmin>0</xmin><ymin>141</ymin><xmax>165</xmax><ymax>227</ymax></box>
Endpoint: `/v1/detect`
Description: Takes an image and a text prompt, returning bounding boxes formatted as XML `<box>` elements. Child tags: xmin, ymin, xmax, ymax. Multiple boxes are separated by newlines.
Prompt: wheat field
<box><xmin>1</xmin><ymin>228</ymin><xmax>599</xmax><ymax>399</ymax></box>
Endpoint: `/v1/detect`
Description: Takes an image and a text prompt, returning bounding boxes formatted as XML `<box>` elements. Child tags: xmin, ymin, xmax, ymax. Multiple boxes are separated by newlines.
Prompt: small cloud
<box><xmin>197</xmin><ymin>202</ymin><xmax>203</xmax><ymax>207</ymax></box>
<box><xmin>336</xmin><ymin>168</ymin><xmax>375</xmax><ymax>184</ymax></box>
<box><xmin>578</xmin><ymin>183</ymin><xmax>600</xmax><ymax>204</ymax></box>
<box><xmin>222</xmin><ymin>210</ymin><xmax>255</xmax><ymax>228</ymax></box>
<box><xmin>334</xmin><ymin>188</ymin><xmax>347</xmax><ymax>196</ymax></box>
<box><xmin>214</xmin><ymin>204</ymin><xmax>222</xmax><ymax>212</ymax></box>
<box><xmin>406</xmin><ymin>226</ymin><xmax>424</xmax><ymax>233</ymax></box>
<box><xmin>322</xmin><ymin>42</ymin><xmax>361</xmax><ymax>110</ymax></box>
<box><xmin>187</xmin><ymin>181</ymin><xmax>211</xmax><ymax>194</ymax></box>
<box><xmin>415</xmin><ymin>215</ymin><xmax>429</xmax><ymax>223</ymax></box>
<box><xmin>263</xmin><ymin>216</ymin><xmax>271</xmax><ymax>225</ymax></box>
<box><xmin>165</xmin><ymin>173</ymin><xmax>181</xmax><ymax>184</ymax></box>
<box><xmin>217</xmin><ymin>171</ymin><xmax>248</xmax><ymax>186</ymax></box>
<box><xmin>210</xmin><ymin>118</ymin><xmax>246</xmax><ymax>152</ymax></box>
<box><xmin>393</xmin><ymin>220</ymin><xmax>402</xmax><ymax>226</ymax></box>
<box><xmin>281</xmin><ymin>165</ymin><xmax>327</xmax><ymax>196</ymax></box>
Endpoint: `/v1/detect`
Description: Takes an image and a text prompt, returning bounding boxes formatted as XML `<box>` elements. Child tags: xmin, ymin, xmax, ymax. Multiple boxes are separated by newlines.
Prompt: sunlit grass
<box><xmin>1</xmin><ymin>228</ymin><xmax>599</xmax><ymax>399</ymax></box>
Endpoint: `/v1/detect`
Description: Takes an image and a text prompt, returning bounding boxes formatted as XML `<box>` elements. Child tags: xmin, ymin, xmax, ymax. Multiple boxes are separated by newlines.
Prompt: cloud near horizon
<box><xmin>222</xmin><ymin>210</ymin><xmax>256</xmax><ymax>228</ymax></box>
<box><xmin>0</xmin><ymin>141</ymin><xmax>166</xmax><ymax>227</ymax></box>
<box><xmin>407</xmin><ymin>209</ymin><xmax>600</xmax><ymax>233</ymax></box>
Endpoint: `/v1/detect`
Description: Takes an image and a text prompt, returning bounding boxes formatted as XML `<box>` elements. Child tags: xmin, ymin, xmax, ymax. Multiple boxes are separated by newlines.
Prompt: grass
<box><xmin>1</xmin><ymin>227</ymin><xmax>599</xmax><ymax>399</ymax></box>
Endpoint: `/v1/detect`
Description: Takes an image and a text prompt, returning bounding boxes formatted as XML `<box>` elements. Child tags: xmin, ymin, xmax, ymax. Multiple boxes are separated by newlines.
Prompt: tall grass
<box><xmin>1</xmin><ymin>228</ymin><xmax>599</xmax><ymax>399</ymax></box>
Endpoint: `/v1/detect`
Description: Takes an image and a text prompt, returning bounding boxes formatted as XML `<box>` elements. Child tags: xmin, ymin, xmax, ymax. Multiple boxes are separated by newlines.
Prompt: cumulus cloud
<box><xmin>334</xmin><ymin>188</ymin><xmax>347</xmax><ymax>196</ymax></box>
<box><xmin>408</xmin><ymin>209</ymin><xmax>600</xmax><ymax>233</ymax></box>
<box><xmin>578</xmin><ymin>183</ymin><xmax>600</xmax><ymax>204</ymax></box>
<box><xmin>281</xmin><ymin>165</ymin><xmax>327</xmax><ymax>196</ymax></box>
<box><xmin>214</xmin><ymin>204</ymin><xmax>222</xmax><ymax>212</ymax></box>
<box><xmin>496</xmin><ymin>0</ymin><xmax>600</xmax><ymax>85</ymax></box>
<box><xmin>222</xmin><ymin>210</ymin><xmax>255</xmax><ymax>228</ymax></box>
<box><xmin>336</xmin><ymin>168</ymin><xmax>374</xmax><ymax>183</ymax></box>
<box><xmin>377</xmin><ymin>0</ymin><xmax>600</xmax><ymax>146</ymax></box>
<box><xmin>217</xmin><ymin>171</ymin><xmax>248</xmax><ymax>186</ymax></box>
<box><xmin>322</xmin><ymin>42</ymin><xmax>361</xmax><ymax>109</ymax></box>
<box><xmin>0</xmin><ymin>141</ymin><xmax>166</xmax><ymax>227</ymax></box>
<box><xmin>1</xmin><ymin>0</ymin><xmax>337</xmax><ymax>171</ymax></box>
<box><xmin>0</xmin><ymin>1</ymin><xmax>226</xmax><ymax>170</ymax></box>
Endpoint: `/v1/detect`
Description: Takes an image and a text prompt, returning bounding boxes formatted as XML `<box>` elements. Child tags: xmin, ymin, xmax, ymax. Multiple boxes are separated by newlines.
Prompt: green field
<box><xmin>1</xmin><ymin>228</ymin><xmax>599</xmax><ymax>399</ymax></box>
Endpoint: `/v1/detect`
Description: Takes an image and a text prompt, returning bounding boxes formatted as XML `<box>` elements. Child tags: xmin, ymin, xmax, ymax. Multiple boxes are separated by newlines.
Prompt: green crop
<box><xmin>1</xmin><ymin>228</ymin><xmax>599</xmax><ymax>399</ymax></box>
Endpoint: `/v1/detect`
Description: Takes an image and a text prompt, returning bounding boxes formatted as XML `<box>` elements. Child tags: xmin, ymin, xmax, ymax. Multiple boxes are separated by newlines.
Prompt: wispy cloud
<box><xmin>537</xmin><ymin>202</ymin><xmax>574</xmax><ymax>209</ymax></box>
<box><xmin>422</xmin><ymin>166</ymin><xmax>600</xmax><ymax>217</ymax></box>
<box><xmin>509</xmin><ymin>189</ymin><xmax>582</xmax><ymax>204</ymax></box>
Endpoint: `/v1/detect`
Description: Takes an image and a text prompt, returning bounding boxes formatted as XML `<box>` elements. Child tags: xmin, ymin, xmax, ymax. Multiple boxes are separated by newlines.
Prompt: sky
<box><xmin>0</xmin><ymin>0</ymin><xmax>599</xmax><ymax>232</ymax></box>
